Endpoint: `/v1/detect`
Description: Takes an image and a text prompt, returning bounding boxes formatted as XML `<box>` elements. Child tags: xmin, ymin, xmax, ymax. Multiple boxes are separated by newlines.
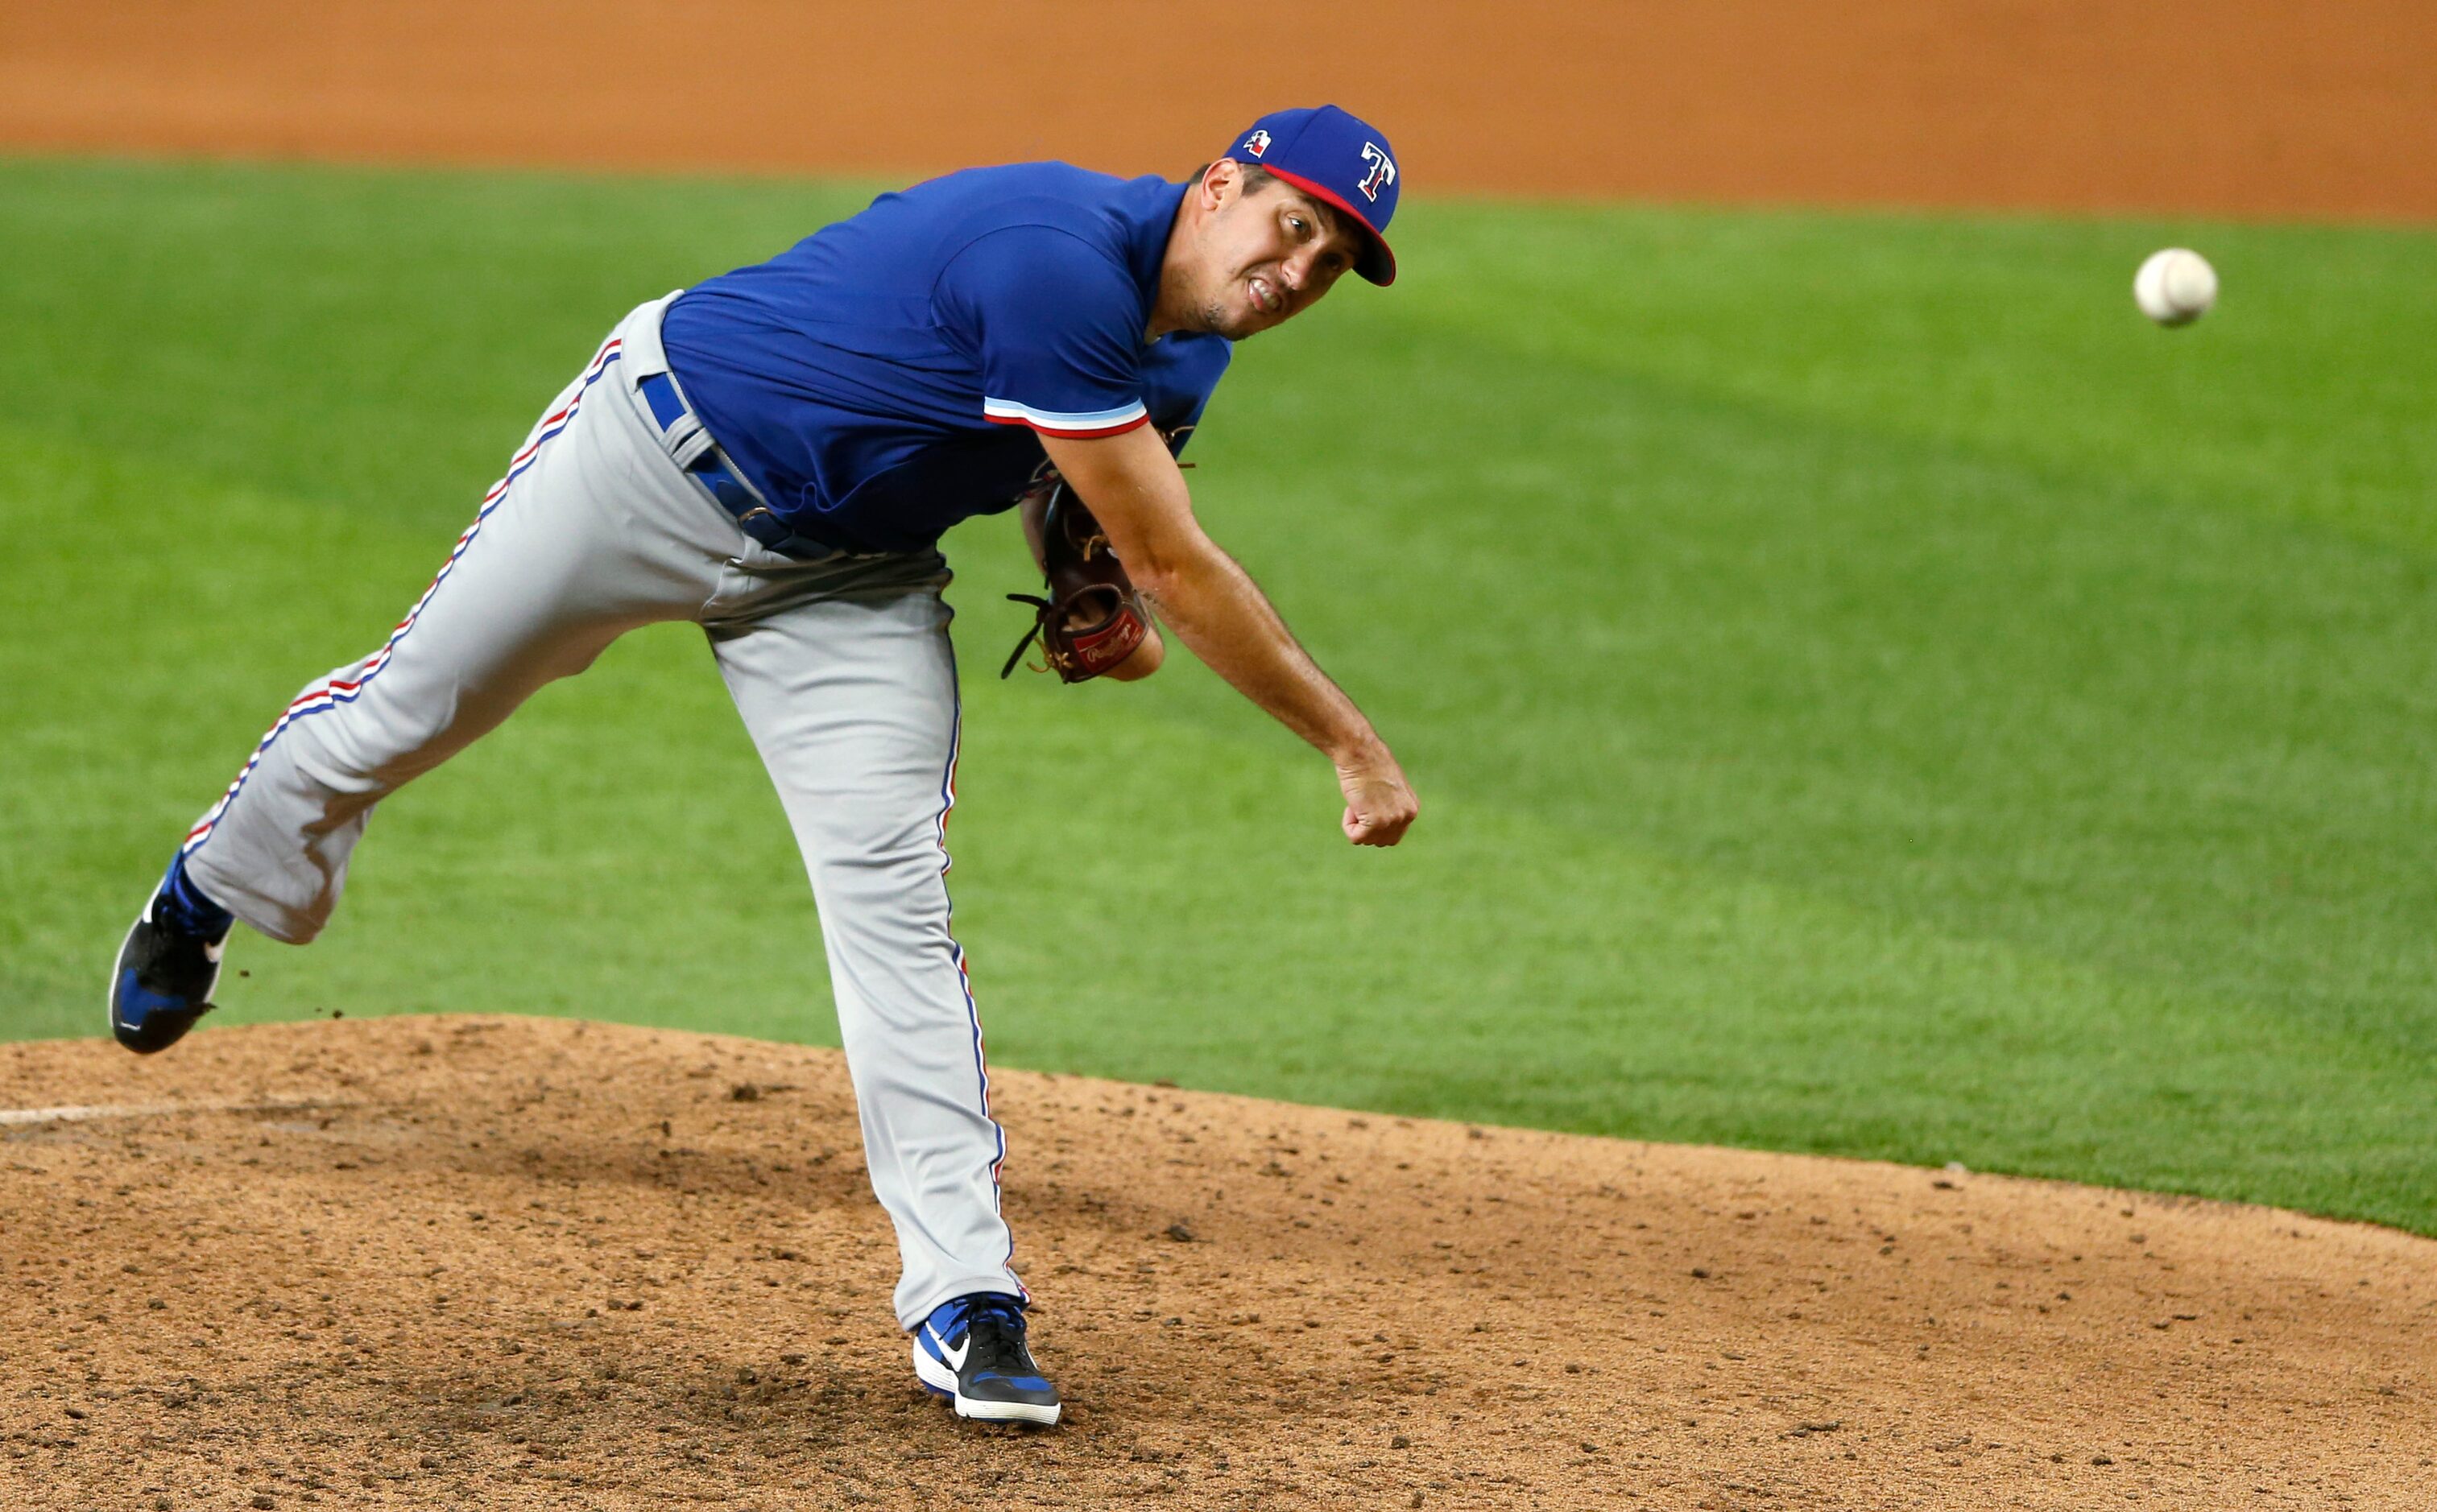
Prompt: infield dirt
<box><xmin>3</xmin><ymin>1015</ymin><xmax>2429</xmax><ymax>1509</ymax></box>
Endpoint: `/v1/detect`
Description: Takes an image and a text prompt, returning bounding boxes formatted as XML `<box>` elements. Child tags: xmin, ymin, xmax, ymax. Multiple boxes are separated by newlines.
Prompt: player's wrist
<box><xmin>1327</xmin><ymin>725</ymin><xmax>1389</xmax><ymax>770</ymax></box>
<box><xmin>1102</xmin><ymin>626</ymin><xmax>1165</xmax><ymax>680</ymax></box>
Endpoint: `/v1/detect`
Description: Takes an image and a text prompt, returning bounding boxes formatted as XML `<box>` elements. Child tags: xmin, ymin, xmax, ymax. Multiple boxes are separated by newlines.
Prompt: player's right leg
<box><xmin>113</xmin><ymin>302</ymin><xmax>728</xmax><ymax>1051</ymax></box>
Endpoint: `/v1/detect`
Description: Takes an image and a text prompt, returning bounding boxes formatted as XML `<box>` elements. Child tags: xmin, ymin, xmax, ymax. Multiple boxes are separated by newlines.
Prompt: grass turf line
<box><xmin>2</xmin><ymin>155</ymin><xmax>2430</xmax><ymax>1233</ymax></box>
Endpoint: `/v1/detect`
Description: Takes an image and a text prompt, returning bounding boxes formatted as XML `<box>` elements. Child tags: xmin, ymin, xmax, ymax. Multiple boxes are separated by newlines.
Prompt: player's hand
<box><xmin>1334</xmin><ymin>742</ymin><xmax>1418</xmax><ymax>847</ymax></box>
<box><xmin>1100</xmin><ymin>623</ymin><xmax>1164</xmax><ymax>680</ymax></box>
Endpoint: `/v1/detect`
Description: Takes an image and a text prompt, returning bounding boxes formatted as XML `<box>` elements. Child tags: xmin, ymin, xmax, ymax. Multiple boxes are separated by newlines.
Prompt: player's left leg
<box><xmin>702</xmin><ymin>547</ymin><xmax>1057</xmax><ymax>1423</ymax></box>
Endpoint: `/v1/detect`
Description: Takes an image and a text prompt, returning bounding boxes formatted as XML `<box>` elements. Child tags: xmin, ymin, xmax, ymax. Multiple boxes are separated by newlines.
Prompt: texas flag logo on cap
<box><xmin>1225</xmin><ymin>105</ymin><xmax>1401</xmax><ymax>285</ymax></box>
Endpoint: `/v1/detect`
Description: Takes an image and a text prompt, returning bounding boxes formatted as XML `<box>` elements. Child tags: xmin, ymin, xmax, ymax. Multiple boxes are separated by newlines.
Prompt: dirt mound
<box><xmin>2</xmin><ymin>1015</ymin><xmax>2428</xmax><ymax>1509</ymax></box>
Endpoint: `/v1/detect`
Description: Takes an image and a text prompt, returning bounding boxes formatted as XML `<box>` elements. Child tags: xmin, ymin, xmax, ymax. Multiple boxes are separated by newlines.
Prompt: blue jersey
<box><xmin>660</xmin><ymin>163</ymin><xmax>1231</xmax><ymax>555</ymax></box>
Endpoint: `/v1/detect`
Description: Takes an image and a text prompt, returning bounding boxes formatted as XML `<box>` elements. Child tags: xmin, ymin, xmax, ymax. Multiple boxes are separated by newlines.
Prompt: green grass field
<box><xmin>3</xmin><ymin>156</ymin><xmax>2431</xmax><ymax>1232</ymax></box>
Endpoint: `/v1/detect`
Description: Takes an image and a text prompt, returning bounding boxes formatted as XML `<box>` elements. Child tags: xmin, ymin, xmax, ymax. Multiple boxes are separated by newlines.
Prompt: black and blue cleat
<box><xmin>109</xmin><ymin>863</ymin><xmax>231</xmax><ymax>1055</ymax></box>
<box><xmin>912</xmin><ymin>1293</ymin><xmax>1061</xmax><ymax>1426</ymax></box>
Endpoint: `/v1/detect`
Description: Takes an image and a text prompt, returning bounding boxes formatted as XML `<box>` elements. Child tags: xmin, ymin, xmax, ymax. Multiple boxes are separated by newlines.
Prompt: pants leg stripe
<box><xmin>181</xmin><ymin>338</ymin><xmax>626</xmax><ymax>855</ymax></box>
<box><xmin>935</xmin><ymin>675</ymin><xmax>1025</xmax><ymax>1299</ymax></box>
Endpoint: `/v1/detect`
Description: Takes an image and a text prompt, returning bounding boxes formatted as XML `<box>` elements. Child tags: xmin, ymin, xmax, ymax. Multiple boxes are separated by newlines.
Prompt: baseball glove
<box><xmin>1000</xmin><ymin>482</ymin><xmax>1150</xmax><ymax>682</ymax></box>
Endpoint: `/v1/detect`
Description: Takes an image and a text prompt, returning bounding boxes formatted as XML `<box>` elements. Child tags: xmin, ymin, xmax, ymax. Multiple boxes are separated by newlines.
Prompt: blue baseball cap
<box><xmin>1226</xmin><ymin>105</ymin><xmax>1401</xmax><ymax>286</ymax></box>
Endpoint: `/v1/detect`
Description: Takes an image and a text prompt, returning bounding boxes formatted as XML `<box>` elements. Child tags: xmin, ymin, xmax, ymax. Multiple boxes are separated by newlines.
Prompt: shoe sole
<box><xmin>912</xmin><ymin>1343</ymin><xmax>1062</xmax><ymax>1426</ymax></box>
<box><xmin>106</xmin><ymin>911</ymin><xmax>145</xmax><ymax>1045</ymax></box>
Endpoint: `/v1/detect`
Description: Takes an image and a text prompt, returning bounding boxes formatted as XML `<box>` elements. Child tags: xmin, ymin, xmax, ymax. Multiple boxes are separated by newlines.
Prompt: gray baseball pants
<box><xmin>180</xmin><ymin>294</ymin><xmax>1023</xmax><ymax>1329</ymax></box>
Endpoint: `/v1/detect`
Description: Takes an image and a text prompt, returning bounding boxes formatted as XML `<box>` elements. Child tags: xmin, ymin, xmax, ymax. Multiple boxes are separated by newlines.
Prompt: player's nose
<box><xmin>1278</xmin><ymin>246</ymin><xmax>1322</xmax><ymax>295</ymax></box>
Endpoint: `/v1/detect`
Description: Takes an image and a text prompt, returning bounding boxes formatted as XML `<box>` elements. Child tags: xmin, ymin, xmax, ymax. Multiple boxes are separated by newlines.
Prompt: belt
<box><xmin>636</xmin><ymin>371</ymin><xmax>855</xmax><ymax>561</ymax></box>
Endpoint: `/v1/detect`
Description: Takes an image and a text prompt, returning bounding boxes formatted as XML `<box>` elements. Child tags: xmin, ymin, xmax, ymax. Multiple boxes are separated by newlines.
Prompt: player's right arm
<box><xmin>1038</xmin><ymin>424</ymin><xmax>1418</xmax><ymax>847</ymax></box>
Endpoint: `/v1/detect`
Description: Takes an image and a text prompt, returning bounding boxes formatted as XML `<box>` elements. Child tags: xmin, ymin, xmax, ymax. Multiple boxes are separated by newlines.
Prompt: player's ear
<box><xmin>1200</xmin><ymin>159</ymin><xmax>1241</xmax><ymax>208</ymax></box>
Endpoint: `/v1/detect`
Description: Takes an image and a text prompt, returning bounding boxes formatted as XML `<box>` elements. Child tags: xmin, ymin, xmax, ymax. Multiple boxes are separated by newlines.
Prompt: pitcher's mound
<box><xmin>2</xmin><ymin>1016</ymin><xmax>2427</xmax><ymax>1509</ymax></box>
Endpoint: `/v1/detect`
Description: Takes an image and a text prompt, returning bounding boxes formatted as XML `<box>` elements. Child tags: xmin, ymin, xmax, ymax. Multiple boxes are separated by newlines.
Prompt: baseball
<box><xmin>2134</xmin><ymin>248</ymin><xmax>2218</xmax><ymax>326</ymax></box>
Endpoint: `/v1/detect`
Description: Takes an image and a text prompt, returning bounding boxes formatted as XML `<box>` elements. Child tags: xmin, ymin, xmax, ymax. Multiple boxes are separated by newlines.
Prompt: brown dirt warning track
<box><xmin>2</xmin><ymin>1016</ymin><xmax>2431</xmax><ymax>1510</ymax></box>
<box><xmin>4</xmin><ymin>1</ymin><xmax>2436</xmax><ymax>220</ymax></box>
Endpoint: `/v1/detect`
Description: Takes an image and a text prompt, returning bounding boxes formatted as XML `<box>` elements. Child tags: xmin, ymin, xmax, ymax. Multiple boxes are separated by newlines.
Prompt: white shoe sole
<box><xmin>106</xmin><ymin>911</ymin><xmax>143</xmax><ymax>1037</ymax></box>
<box><xmin>912</xmin><ymin>1341</ymin><xmax>1061</xmax><ymax>1426</ymax></box>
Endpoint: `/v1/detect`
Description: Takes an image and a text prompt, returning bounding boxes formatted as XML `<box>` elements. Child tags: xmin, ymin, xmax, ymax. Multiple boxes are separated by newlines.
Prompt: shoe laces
<box><xmin>959</xmin><ymin>1297</ymin><xmax>1035</xmax><ymax>1374</ymax></box>
<box><xmin>151</xmin><ymin>890</ymin><xmax>231</xmax><ymax>949</ymax></box>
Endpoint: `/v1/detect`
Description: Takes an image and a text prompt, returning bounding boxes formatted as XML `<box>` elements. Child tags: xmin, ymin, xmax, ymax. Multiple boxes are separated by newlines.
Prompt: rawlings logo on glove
<box><xmin>999</xmin><ymin>482</ymin><xmax>1151</xmax><ymax>683</ymax></box>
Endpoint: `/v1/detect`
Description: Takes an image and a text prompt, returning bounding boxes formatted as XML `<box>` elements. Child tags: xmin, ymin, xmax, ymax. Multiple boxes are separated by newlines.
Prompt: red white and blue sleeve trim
<box><xmin>982</xmin><ymin>396</ymin><xmax>1148</xmax><ymax>439</ymax></box>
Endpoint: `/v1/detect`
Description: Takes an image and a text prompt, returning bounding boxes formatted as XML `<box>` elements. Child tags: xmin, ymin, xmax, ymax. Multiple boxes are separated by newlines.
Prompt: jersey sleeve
<box><xmin>935</xmin><ymin>227</ymin><xmax>1150</xmax><ymax>439</ymax></box>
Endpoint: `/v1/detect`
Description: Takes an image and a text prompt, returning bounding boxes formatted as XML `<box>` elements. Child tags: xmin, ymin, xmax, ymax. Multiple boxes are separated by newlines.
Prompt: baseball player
<box><xmin>108</xmin><ymin>105</ymin><xmax>1417</xmax><ymax>1427</ymax></box>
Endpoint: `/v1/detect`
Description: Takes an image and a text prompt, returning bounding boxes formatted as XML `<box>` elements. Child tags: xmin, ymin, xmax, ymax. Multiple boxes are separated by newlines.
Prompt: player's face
<box><xmin>1194</xmin><ymin>172</ymin><xmax>1365</xmax><ymax>339</ymax></box>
